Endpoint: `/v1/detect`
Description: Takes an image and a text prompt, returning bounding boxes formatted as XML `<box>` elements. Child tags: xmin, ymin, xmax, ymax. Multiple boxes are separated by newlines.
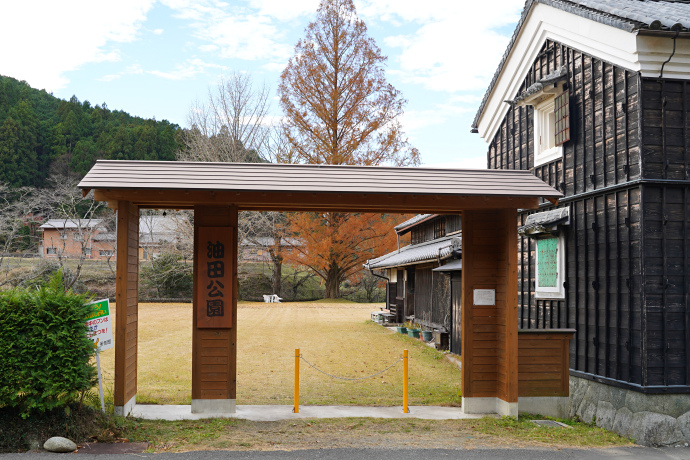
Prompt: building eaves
<box><xmin>394</xmin><ymin>214</ymin><xmax>440</xmax><ymax>235</ymax></box>
<box><xmin>78</xmin><ymin>160</ymin><xmax>562</xmax><ymax>201</ymax></box>
<box><xmin>472</xmin><ymin>0</ymin><xmax>690</xmax><ymax>130</ymax></box>
<box><xmin>364</xmin><ymin>235</ymin><xmax>461</xmax><ymax>270</ymax></box>
<box><xmin>40</xmin><ymin>219</ymin><xmax>104</xmax><ymax>230</ymax></box>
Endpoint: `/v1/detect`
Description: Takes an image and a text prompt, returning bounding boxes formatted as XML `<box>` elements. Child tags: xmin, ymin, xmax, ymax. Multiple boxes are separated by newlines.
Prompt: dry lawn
<box><xmin>98</xmin><ymin>301</ymin><xmax>462</xmax><ymax>407</ymax></box>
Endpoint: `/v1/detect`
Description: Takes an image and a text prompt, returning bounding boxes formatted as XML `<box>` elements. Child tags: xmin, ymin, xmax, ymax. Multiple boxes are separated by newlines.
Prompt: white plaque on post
<box><xmin>473</xmin><ymin>289</ymin><xmax>495</xmax><ymax>306</ymax></box>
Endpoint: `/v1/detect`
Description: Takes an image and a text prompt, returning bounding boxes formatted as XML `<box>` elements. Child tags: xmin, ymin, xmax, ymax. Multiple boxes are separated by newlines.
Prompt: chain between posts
<box><xmin>299</xmin><ymin>354</ymin><xmax>403</xmax><ymax>381</ymax></box>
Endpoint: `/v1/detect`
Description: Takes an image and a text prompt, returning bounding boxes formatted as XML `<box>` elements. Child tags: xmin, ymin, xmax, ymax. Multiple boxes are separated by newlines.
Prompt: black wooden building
<box><xmin>472</xmin><ymin>0</ymin><xmax>690</xmax><ymax>443</ymax></box>
<box><xmin>365</xmin><ymin>214</ymin><xmax>462</xmax><ymax>354</ymax></box>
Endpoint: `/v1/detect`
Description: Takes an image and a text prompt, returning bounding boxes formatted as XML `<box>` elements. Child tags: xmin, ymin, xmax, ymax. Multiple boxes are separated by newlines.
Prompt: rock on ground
<box><xmin>43</xmin><ymin>437</ymin><xmax>77</xmax><ymax>453</ymax></box>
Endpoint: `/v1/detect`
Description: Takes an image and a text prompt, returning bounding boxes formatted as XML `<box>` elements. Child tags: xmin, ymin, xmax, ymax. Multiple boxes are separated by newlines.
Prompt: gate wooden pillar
<box><xmin>114</xmin><ymin>201</ymin><xmax>140</xmax><ymax>416</ymax></box>
<box><xmin>461</xmin><ymin>208</ymin><xmax>519</xmax><ymax>416</ymax></box>
<box><xmin>191</xmin><ymin>205</ymin><xmax>238</xmax><ymax>413</ymax></box>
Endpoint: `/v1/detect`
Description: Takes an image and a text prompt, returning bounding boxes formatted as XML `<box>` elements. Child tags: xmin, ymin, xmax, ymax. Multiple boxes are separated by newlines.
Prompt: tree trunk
<box><xmin>270</xmin><ymin>233</ymin><xmax>283</xmax><ymax>296</ymax></box>
<box><xmin>272</xmin><ymin>257</ymin><xmax>282</xmax><ymax>296</ymax></box>
<box><xmin>324</xmin><ymin>265</ymin><xmax>341</xmax><ymax>298</ymax></box>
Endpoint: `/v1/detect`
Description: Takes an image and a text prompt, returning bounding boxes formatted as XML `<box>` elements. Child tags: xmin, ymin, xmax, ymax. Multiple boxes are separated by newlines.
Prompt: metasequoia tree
<box><xmin>288</xmin><ymin>212</ymin><xmax>404</xmax><ymax>298</ymax></box>
<box><xmin>278</xmin><ymin>0</ymin><xmax>419</xmax><ymax>297</ymax></box>
<box><xmin>278</xmin><ymin>0</ymin><xmax>419</xmax><ymax>166</ymax></box>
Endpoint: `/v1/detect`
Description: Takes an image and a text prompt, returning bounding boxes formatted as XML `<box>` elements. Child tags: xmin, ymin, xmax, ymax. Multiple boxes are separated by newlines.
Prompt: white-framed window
<box><xmin>99</xmin><ymin>250</ymin><xmax>114</xmax><ymax>257</ymax></box>
<box><xmin>534</xmin><ymin>97</ymin><xmax>563</xmax><ymax>167</ymax></box>
<box><xmin>83</xmin><ymin>248</ymin><xmax>91</xmax><ymax>256</ymax></box>
<box><xmin>46</xmin><ymin>247</ymin><xmax>57</xmax><ymax>255</ymax></box>
<box><xmin>535</xmin><ymin>234</ymin><xmax>565</xmax><ymax>299</ymax></box>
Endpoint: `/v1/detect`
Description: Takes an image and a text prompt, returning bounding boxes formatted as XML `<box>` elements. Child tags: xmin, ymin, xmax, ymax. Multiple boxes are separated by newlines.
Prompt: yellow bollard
<box><xmin>294</xmin><ymin>348</ymin><xmax>300</xmax><ymax>413</ymax></box>
<box><xmin>403</xmin><ymin>349</ymin><xmax>409</xmax><ymax>413</ymax></box>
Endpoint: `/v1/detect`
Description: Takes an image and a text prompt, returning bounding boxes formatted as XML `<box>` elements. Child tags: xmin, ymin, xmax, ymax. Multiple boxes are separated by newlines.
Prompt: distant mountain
<box><xmin>0</xmin><ymin>75</ymin><xmax>181</xmax><ymax>187</ymax></box>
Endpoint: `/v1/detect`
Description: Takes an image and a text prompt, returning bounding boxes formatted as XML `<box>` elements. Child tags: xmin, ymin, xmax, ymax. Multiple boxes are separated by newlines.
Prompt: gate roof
<box><xmin>79</xmin><ymin>160</ymin><xmax>561</xmax><ymax>213</ymax></box>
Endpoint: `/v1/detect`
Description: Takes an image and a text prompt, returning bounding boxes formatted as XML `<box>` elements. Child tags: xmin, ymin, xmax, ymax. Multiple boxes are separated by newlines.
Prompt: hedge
<box><xmin>0</xmin><ymin>271</ymin><xmax>96</xmax><ymax>417</ymax></box>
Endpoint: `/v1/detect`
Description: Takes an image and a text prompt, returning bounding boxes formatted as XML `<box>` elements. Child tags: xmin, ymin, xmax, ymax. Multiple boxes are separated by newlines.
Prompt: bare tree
<box><xmin>0</xmin><ymin>184</ymin><xmax>42</xmax><ymax>287</ymax></box>
<box><xmin>177</xmin><ymin>72</ymin><xmax>290</xmax><ymax>296</ymax></box>
<box><xmin>178</xmin><ymin>72</ymin><xmax>273</xmax><ymax>163</ymax></box>
<box><xmin>39</xmin><ymin>175</ymin><xmax>111</xmax><ymax>291</ymax></box>
<box><xmin>239</xmin><ymin>211</ymin><xmax>290</xmax><ymax>296</ymax></box>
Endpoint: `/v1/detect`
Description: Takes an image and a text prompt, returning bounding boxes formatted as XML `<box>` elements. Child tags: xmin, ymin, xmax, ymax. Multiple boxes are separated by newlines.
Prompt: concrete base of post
<box><xmin>462</xmin><ymin>397</ymin><xmax>518</xmax><ymax>416</ymax></box>
<box><xmin>191</xmin><ymin>399</ymin><xmax>236</xmax><ymax>414</ymax></box>
<box><xmin>114</xmin><ymin>395</ymin><xmax>136</xmax><ymax>417</ymax></box>
<box><xmin>518</xmin><ymin>396</ymin><xmax>569</xmax><ymax>418</ymax></box>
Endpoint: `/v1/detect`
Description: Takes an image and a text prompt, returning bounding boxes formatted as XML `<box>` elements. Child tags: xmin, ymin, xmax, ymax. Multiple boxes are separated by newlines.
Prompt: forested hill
<box><xmin>0</xmin><ymin>75</ymin><xmax>181</xmax><ymax>188</ymax></box>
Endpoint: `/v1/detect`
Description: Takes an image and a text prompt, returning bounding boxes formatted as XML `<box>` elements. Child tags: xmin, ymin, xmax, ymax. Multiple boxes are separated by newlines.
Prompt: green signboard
<box><xmin>537</xmin><ymin>237</ymin><xmax>558</xmax><ymax>288</ymax></box>
<box><xmin>85</xmin><ymin>298</ymin><xmax>113</xmax><ymax>352</ymax></box>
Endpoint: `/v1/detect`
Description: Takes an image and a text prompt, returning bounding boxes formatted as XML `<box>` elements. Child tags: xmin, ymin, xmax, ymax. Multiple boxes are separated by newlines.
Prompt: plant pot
<box><xmin>397</xmin><ymin>327</ymin><xmax>407</xmax><ymax>334</ymax></box>
<box><xmin>407</xmin><ymin>328</ymin><xmax>420</xmax><ymax>339</ymax></box>
<box><xmin>421</xmin><ymin>330</ymin><xmax>433</xmax><ymax>341</ymax></box>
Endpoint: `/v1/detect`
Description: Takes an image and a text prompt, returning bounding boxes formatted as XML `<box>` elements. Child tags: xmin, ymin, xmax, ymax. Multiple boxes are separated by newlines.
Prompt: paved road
<box><xmin>3</xmin><ymin>447</ymin><xmax>690</xmax><ymax>459</ymax></box>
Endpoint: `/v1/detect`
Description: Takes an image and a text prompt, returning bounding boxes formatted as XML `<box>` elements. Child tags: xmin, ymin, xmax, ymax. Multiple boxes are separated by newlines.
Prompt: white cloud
<box><xmin>401</xmin><ymin>95</ymin><xmax>480</xmax><ymax>134</ymax></box>
<box><xmin>153</xmin><ymin>28</ymin><xmax>164</xmax><ymax>35</ymax></box>
<box><xmin>98</xmin><ymin>74</ymin><xmax>121</xmax><ymax>82</ymax></box>
<box><xmin>99</xmin><ymin>59</ymin><xmax>222</xmax><ymax>82</ymax></box>
<box><xmin>362</xmin><ymin>0</ymin><xmax>524</xmax><ymax>93</ymax></box>
<box><xmin>148</xmin><ymin>58</ymin><xmax>225</xmax><ymax>80</ymax></box>
<box><xmin>161</xmin><ymin>0</ymin><xmax>295</xmax><ymax>63</ymax></box>
<box><xmin>198</xmin><ymin>14</ymin><xmax>293</xmax><ymax>61</ymax></box>
<box><xmin>199</xmin><ymin>44</ymin><xmax>219</xmax><ymax>52</ymax></box>
<box><xmin>262</xmin><ymin>62</ymin><xmax>286</xmax><ymax>72</ymax></box>
<box><xmin>245</xmin><ymin>0</ymin><xmax>319</xmax><ymax>21</ymax></box>
<box><xmin>0</xmin><ymin>0</ymin><xmax>155</xmax><ymax>91</ymax></box>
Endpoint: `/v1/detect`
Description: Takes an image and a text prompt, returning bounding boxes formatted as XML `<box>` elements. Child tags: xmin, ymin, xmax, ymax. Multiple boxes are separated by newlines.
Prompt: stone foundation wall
<box><xmin>569</xmin><ymin>376</ymin><xmax>690</xmax><ymax>446</ymax></box>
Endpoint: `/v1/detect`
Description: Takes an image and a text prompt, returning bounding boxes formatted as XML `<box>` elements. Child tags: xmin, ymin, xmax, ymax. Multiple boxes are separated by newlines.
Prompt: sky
<box><xmin>0</xmin><ymin>0</ymin><xmax>526</xmax><ymax>169</ymax></box>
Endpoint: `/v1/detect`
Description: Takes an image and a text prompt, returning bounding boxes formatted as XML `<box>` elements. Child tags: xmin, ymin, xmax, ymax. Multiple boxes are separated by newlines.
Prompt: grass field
<box><xmin>98</xmin><ymin>301</ymin><xmax>462</xmax><ymax>407</ymax></box>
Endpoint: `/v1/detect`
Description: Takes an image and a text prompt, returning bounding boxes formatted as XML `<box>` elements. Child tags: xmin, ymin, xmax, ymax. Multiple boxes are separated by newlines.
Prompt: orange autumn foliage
<box><xmin>277</xmin><ymin>0</ymin><xmax>420</xmax><ymax>298</ymax></box>
<box><xmin>277</xmin><ymin>0</ymin><xmax>419</xmax><ymax>166</ymax></box>
<box><xmin>285</xmin><ymin>212</ymin><xmax>412</xmax><ymax>298</ymax></box>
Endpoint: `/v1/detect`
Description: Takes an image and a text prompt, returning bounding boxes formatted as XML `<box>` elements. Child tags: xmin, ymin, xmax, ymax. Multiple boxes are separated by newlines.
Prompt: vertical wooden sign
<box><xmin>197</xmin><ymin>227</ymin><xmax>233</xmax><ymax>328</ymax></box>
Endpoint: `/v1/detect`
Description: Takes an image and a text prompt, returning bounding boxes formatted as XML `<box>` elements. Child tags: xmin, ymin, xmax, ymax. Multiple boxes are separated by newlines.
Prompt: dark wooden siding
<box><xmin>415</xmin><ymin>266</ymin><xmax>433</xmax><ymax>322</ymax></box>
<box><xmin>640</xmin><ymin>185</ymin><xmax>690</xmax><ymax>386</ymax></box>
<box><xmin>640</xmin><ymin>80</ymin><xmax>690</xmax><ymax>181</ymax></box>
<box><xmin>484</xmin><ymin>39</ymin><xmax>690</xmax><ymax>391</ymax></box>
<box><xmin>488</xmin><ymin>40</ymin><xmax>641</xmax><ymax>195</ymax></box>
<box><xmin>451</xmin><ymin>272</ymin><xmax>462</xmax><ymax>355</ymax></box>
<box><xmin>431</xmin><ymin>271</ymin><xmax>451</xmax><ymax>327</ymax></box>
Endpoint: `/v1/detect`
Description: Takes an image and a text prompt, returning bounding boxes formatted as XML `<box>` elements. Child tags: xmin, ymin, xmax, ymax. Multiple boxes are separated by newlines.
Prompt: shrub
<box><xmin>139</xmin><ymin>252</ymin><xmax>192</xmax><ymax>299</ymax></box>
<box><xmin>0</xmin><ymin>271</ymin><xmax>96</xmax><ymax>418</ymax></box>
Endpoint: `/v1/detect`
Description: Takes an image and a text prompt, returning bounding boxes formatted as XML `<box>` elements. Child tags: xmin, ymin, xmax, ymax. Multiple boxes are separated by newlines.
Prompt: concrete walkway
<box><xmin>129</xmin><ymin>404</ymin><xmax>485</xmax><ymax>421</ymax></box>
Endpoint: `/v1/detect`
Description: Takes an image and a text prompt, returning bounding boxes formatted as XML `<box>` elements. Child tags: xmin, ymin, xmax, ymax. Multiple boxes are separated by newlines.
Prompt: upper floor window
<box><xmin>411</xmin><ymin>228</ymin><xmax>423</xmax><ymax>245</ymax></box>
<box><xmin>534</xmin><ymin>97</ymin><xmax>563</xmax><ymax>167</ymax></box>
<box><xmin>513</xmin><ymin>65</ymin><xmax>570</xmax><ymax>167</ymax></box>
<box><xmin>433</xmin><ymin>219</ymin><xmax>446</xmax><ymax>239</ymax></box>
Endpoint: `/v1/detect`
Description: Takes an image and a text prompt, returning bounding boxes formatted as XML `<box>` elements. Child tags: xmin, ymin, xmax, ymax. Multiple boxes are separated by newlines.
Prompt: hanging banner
<box><xmin>197</xmin><ymin>227</ymin><xmax>233</xmax><ymax>328</ymax></box>
<box><xmin>85</xmin><ymin>298</ymin><xmax>113</xmax><ymax>352</ymax></box>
